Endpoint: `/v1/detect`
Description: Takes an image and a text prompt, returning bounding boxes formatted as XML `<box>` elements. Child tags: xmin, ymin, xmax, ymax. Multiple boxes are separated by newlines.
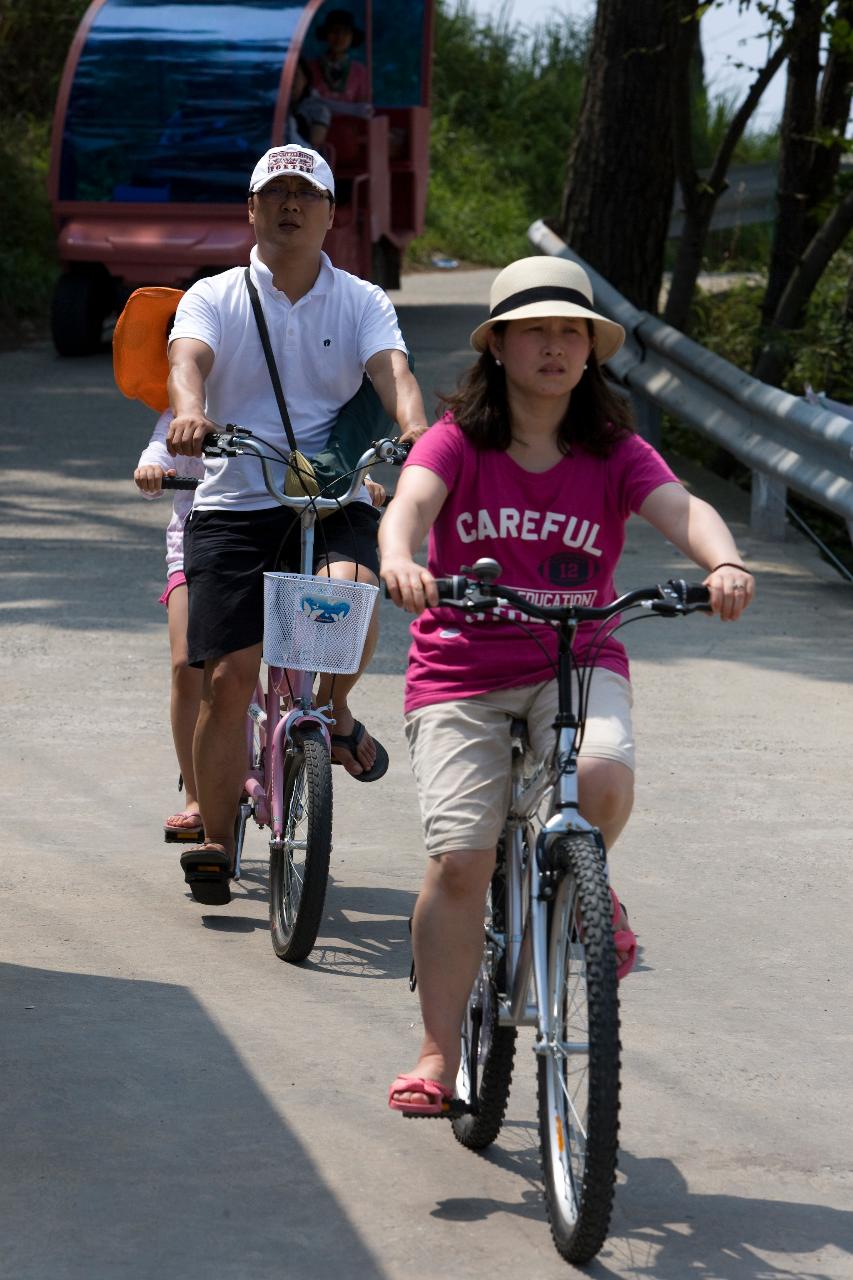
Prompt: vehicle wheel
<box><xmin>537</xmin><ymin>833</ymin><xmax>620</xmax><ymax>1265</ymax></box>
<box><xmin>50</xmin><ymin>270</ymin><xmax>110</xmax><ymax>356</ymax></box>
<box><xmin>269</xmin><ymin>727</ymin><xmax>332</xmax><ymax>963</ymax></box>
<box><xmin>452</xmin><ymin>858</ymin><xmax>517</xmax><ymax>1150</ymax></box>
<box><xmin>371</xmin><ymin>237</ymin><xmax>401</xmax><ymax>290</ymax></box>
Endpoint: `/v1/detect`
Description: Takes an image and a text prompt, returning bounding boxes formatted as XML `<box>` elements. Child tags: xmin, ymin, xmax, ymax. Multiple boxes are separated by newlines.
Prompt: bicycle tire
<box><xmin>537</xmin><ymin>833</ymin><xmax>620</xmax><ymax>1265</ymax></box>
<box><xmin>452</xmin><ymin>858</ymin><xmax>517</xmax><ymax>1150</ymax></box>
<box><xmin>269</xmin><ymin>727</ymin><xmax>332</xmax><ymax>963</ymax></box>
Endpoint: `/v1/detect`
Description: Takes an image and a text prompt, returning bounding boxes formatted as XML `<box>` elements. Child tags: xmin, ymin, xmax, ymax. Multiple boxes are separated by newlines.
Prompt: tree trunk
<box><xmin>559</xmin><ymin>0</ymin><xmax>679</xmax><ymax>312</ymax></box>
<box><xmin>761</xmin><ymin>0</ymin><xmax>823</xmax><ymax>325</ymax></box>
<box><xmin>754</xmin><ymin>185</ymin><xmax>853</xmax><ymax>384</ymax></box>
<box><xmin>665</xmin><ymin>24</ymin><xmax>789</xmax><ymax>333</ymax></box>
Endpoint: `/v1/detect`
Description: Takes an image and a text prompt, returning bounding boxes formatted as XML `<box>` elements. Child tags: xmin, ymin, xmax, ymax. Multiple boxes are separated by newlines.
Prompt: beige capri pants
<box><xmin>404</xmin><ymin>670</ymin><xmax>634</xmax><ymax>858</ymax></box>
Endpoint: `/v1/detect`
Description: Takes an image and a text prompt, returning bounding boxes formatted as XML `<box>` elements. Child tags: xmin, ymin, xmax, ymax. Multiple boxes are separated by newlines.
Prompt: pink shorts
<box><xmin>159</xmin><ymin>570</ymin><xmax>187</xmax><ymax>607</ymax></box>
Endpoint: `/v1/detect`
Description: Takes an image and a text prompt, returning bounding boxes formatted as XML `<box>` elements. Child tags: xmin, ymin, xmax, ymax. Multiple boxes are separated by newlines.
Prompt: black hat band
<box><xmin>490</xmin><ymin>285</ymin><xmax>594</xmax><ymax>321</ymax></box>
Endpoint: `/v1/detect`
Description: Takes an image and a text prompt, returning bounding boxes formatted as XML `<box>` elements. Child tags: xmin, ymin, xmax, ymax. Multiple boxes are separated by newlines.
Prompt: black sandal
<box><xmin>330</xmin><ymin>719</ymin><xmax>389</xmax><ymax>782</ymax></box>
<box><xmin>180</xmin><ymin>844</ymin><xmax>233</xmax><ymax>906</ymax></box>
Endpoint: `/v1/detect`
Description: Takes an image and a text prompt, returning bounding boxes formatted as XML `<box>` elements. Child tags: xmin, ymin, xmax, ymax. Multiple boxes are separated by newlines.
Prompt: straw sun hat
<box><xmin>470</xmin><ymin>256</ymin><xmax>625</xmax><ymax>363</ymax></box>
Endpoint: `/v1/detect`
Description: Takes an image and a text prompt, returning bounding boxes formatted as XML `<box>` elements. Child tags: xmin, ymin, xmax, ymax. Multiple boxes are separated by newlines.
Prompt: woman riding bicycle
<box><xmin>379</xmin><ymin>255</ymin><xmax>754</xmax><ymax>1115</ymax></box>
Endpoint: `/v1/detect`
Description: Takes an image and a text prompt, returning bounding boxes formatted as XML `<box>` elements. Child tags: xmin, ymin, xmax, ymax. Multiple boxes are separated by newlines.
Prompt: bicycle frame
<box><xmin>221</xmin><ymin>431</ymin><xmax>405</xmax><ymax>879</ymax></box>
<box><xmin>497</xmin><ymin>621</ymin><xmax>599</xmax><ymax>1046</ymax></box>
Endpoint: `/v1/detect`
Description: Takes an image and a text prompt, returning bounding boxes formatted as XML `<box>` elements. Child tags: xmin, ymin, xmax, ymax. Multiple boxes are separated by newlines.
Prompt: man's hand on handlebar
<box><xmin>134</xmin><ymin>464</ymin><xmax>174</xmax><ymax>495</ymax></box>
<box><xmin>167</xmin><ymin>412</ymin><xmax>219</xmax><ymax>457</ymax></box>
<box><xmin>396</xmin><ymin>422</ymin><xmax>429</xmax><ymax>445</ymax></box>
<box><xmin>381</xmin><ymin>557</ymin><xmax>439</xmax><ymax>614</ymax></box>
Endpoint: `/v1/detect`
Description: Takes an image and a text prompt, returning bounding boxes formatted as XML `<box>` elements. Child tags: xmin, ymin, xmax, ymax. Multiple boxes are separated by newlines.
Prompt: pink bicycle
<box><xmin>164</xmin><ymin>430</ymin><xmax>408</xmax><ymax>961</ymax></box>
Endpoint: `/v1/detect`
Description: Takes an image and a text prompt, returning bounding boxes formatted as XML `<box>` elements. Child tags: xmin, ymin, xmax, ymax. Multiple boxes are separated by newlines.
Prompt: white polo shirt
<box><xmin>169</xmin><ymin>246</ymin><xmax>408</xmax><ymax>511</ymax></box>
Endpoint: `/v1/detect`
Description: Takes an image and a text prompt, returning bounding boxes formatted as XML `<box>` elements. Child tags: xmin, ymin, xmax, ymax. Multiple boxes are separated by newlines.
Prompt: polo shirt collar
<box><xmin>250</xmin><ymin>246</ymin><xmax>333</xmax><ymax>302</ymax></box>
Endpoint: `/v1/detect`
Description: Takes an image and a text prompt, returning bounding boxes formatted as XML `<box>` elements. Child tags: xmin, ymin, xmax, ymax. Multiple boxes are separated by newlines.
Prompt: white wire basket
<box><xmin>263</xmin><ymin>572</ymin><xmax>379</xmax><ymax>674</ymax></box>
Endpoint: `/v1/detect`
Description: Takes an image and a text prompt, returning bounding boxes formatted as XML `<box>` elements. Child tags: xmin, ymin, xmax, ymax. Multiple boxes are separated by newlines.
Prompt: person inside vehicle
<box><xmin>166</xmin><ymin>143</ymin><xmax>428</xmax><ymax>904</ymax></box>
<box><xmin>309</xmin><ymin>8</ymin><xmax>371</xmax><ymax>107</ymax></box>
<box><xmin>287</xmin><ymin>56</ymin><xmax>332</xmax><ymax>153</ymax></box>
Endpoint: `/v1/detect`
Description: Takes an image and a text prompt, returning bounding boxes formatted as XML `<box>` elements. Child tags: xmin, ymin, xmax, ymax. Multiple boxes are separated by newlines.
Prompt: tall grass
<box><xmin>407</xmin><ymin>0</ymin><xmax>589</xmax><ymax>266</ymax></box>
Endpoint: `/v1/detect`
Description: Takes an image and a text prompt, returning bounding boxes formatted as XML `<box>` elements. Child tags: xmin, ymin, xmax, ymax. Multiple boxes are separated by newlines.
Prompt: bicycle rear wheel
<box><xmin>537</xmin><ymin>833</ymin><xmax>620</xmax><ymax>1265</ymax></box>
<box><xmin>452</xmin><ymin>857</ymin><xmax>517</xmax><ymax>1150</ymax></box>
<box><xmin>269</xmin><ymin>727</ymin><xmax>332</xmax><ymax>963</ymax></box>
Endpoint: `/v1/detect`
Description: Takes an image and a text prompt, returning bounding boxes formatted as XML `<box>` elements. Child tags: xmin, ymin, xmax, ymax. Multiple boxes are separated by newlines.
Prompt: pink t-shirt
<box><xmin>402</xmin><ymin>417</ymin><xmax>679</xmax><ymax>714</ymax></box>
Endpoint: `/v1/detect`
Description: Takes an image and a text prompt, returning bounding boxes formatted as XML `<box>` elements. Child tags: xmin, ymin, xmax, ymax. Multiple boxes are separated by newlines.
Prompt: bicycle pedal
<box><xmin>402</xmin><ymin>1099</ymin><xmax>475</xmax><ymax>1121</ymax></box>
<box><xmin>164</xmin><ymin>828</ymin><xmax>206</xmax><ymax>844</ymax></box>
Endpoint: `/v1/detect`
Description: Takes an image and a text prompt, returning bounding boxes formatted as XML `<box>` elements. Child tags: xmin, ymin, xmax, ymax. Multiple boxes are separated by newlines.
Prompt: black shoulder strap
<box><xmin>244</xmin><ymin>265</ymin><xmax>298</xmax><ymax>454</ymax></box>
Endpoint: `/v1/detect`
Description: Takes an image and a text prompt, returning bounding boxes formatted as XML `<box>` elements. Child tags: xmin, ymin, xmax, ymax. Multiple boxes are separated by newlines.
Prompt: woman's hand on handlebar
<box><xmin>134</xmin><ymin>464</ymin><xmax>173</xmax><ymax>495</ymax></box>
<box><xmin>381</xmin><ymin>556</ymin><xmax>439</xmax><ymax>614</ymax></box>
<box><xmin>703</xmin><ymin>564</ymin><xmax>755</xmax><ymax>622</ymax></box>
<box><xmin>167</xmin><ymin>411</ymin><xmax>219</xmax><ymax>457</ymax></box>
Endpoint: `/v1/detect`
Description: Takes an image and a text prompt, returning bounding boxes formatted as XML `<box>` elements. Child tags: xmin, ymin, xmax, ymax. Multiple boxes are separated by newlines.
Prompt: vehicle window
<box><xmin>59</xmin><ymin>0</ymin><xmax>305</xmax><ymax>203</ymax></box>
<box><xmin>372</xmin><ymin>0</ymin><xmax>426</xmax><ymax>107</ymax></box>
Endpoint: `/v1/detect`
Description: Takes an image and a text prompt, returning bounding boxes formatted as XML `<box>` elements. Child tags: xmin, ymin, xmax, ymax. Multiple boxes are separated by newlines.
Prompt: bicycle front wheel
<box><xmin>269</xmin><ymin>727</ymin><xmax>332</xmax><ymax>963</ymax></box>
<box><xmin>537</xmin><ymin>833</ymin><xmax>620</xmax><ymax>1265</ymax></box>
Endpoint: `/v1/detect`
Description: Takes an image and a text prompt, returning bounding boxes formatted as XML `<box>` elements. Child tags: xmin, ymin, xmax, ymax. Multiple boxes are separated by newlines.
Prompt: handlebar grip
<box><xmin>684</xmin><ymin>584</ymin><xmax>711</xmax><ymax>606</ymax></box>
<box><xmin>372</xmin><ymin>438</ymin><xmax>412</xmax><ymax>466</ymax></box>
<box><xmin>433</xmin><ymin>575</ymin><xmax>469</xmax><ymax>601</ymax></box>
<box><xmin>161</xmin><ymin>476</ymin><xmax>199</xmax><ymax>490</ymax></box>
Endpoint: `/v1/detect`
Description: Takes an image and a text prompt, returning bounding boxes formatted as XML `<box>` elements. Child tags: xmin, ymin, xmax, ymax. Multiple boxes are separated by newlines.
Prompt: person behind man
<box><xmin>166</xmin><ymin>143</ymin><xmax>428</xmax><ymax>901</ymax></box>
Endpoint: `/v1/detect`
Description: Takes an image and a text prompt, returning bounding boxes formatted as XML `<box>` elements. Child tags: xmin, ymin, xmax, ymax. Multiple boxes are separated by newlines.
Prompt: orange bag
<box><xmin>112</xmin><ymin>287</ymin><xmax>184</xmax><ymax>412</ymax></box>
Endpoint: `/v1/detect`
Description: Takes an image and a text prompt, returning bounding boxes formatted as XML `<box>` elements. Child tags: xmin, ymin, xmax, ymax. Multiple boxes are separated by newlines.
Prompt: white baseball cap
<box><xmin>249</xmin><ymin>145</ymin><xmax>335</xmax><ymax>199</ymax></box>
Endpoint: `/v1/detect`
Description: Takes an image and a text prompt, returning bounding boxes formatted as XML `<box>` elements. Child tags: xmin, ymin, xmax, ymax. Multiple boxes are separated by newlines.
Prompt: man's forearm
<box><xmin>392</xmin><ymin>370</ymin><xmax>429</xmax><ymax>436</ymax></box>
<box><xmin>168</xmin><ymin>361</ymin><xmax>207</xmax><ymax>417</ymax></box>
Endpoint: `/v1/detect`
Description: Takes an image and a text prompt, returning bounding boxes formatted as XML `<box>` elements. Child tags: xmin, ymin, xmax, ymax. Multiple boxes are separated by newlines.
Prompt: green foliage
<box><xmin>409</xmin><ymin>0</ymin><xmax>588</xmax><ymax>266</ymax></box>
<box><xmin>0</xmin><ymin>0</ymin><xmax>90</xmax><ymax>339</ymax></box>
<box><xmin>0</xmin><ymin>118</ymin><xmax>57</xmax><ymax>335</ymax></box>
<box><xmin>0</xmin><ymin>0</ymin><xmax>90</xmax><ymax>118</ymax></box>
<box><xmin>688</xmin><ymin>243</ymin><xmax>853</xmax><ymax>401</ymax></box>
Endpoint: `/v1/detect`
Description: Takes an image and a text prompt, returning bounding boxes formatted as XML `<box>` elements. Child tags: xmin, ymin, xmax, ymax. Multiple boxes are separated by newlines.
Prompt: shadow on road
<box><xmin>0</xmin><ymin>962</ymin><xmax>384</xmax><ymax>1280</ymax></box>
<box><xmin>197</xmin><ymin>867</ymin><xmax>415</xmax><ymax>982</ymax></box>
<box><xmin>432</xmin><ymin>1137</ymin><xmax>851</xmax><ymax>1279</ymax></box>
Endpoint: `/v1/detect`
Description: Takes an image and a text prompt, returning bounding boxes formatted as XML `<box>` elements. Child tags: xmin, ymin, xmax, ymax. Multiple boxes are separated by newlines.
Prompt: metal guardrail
<box><xmin>529</xmin><ymin>220</ymin><xmax>853</xmax><ymax>544</ymax></box>
<box><xmin>669</xmin><ymin>162</ymin><xmax>778</xmax><ymax>238</ymax></box>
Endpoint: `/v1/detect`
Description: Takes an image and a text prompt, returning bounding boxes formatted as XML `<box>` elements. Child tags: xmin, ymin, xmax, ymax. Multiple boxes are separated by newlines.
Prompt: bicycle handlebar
<box><xmin>432</xmin><ymin>566</ymin><xmax>711</xmax><ymax>623</ymax></box>
<box><xmin>159</xmin><ymin>432</ymin><xmax>410</xmax><ymax>501</ymax></box>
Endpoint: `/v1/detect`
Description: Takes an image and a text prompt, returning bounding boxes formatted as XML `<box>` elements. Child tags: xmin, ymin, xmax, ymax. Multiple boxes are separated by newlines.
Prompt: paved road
<box><xmin>1</xmin><ymin>270</ymin><xmax>851</xmax><ymax>1280</ymax></box>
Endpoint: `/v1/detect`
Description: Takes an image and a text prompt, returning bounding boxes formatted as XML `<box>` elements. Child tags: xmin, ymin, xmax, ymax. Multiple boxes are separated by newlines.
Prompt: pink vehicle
<box><xmin>49</xmin><ymin>0</ymin><xmax>434</xmax><ymax>354</ymax></box>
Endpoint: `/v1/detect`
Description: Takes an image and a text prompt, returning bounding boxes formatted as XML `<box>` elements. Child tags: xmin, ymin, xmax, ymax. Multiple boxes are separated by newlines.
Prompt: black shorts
<box><xmin>184</xmin><ymin>502</ymin><xmax>381</xmax><ymax>668</ymax></box>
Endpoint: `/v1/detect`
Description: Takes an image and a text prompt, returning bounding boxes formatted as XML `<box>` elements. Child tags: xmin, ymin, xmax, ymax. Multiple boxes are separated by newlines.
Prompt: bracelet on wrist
<box><xmin>710</xmin><ymin>562</ymin><xmax>753</xmax><ymax>575</ymax></box>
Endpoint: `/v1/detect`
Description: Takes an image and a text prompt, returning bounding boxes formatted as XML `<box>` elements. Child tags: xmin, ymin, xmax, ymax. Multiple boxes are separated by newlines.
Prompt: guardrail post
<box><xmin>751</xmin><ymin>470</ymin><xmax>787</xmax><ymax>539</ymax></box>
<box><xmin>632</xmin><ymin>394</ymin><xmax>661</xmax><ymax>449</ymax></box>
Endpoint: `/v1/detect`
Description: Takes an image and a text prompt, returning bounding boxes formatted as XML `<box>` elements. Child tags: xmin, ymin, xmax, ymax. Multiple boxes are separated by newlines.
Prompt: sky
<box><xmin>467</xmin><ymin>0</ymin><xmax>787</xmax><ymax>128</ymax></box>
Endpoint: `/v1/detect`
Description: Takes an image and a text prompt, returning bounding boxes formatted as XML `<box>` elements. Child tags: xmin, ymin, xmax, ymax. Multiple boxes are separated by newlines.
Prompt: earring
<box><xmin>583</xmin><ymin>363</ymin><xmax>588</xmax><ymax>370</ymax></box>
<box><xmin>495</xmin><ymin>358</ymin><xmax>502</xmax><ymax>367</ymax></box>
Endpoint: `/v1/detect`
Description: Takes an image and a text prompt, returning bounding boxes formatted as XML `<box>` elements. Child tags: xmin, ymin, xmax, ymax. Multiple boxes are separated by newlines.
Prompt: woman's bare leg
<box><xmin>392</xmin><ymin>847</ymin><xmax>496</xmax><ymax>1107</ymax></box>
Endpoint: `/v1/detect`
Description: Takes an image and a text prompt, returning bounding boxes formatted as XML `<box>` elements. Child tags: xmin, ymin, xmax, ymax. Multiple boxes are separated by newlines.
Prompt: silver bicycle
<box><xmin>422</xmin><ymin>557</ymin><xmax>710</xmax><ymax>1266</ymax></box>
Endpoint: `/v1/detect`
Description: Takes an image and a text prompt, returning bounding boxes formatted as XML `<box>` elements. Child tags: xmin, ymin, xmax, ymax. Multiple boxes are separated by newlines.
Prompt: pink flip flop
<box><xmin>610</xmin><ymin>887</ymin><xmax>637</xmax><ymax>981</ymax></box>
<box><xmin>388</xmin><ymin>1073</ymin><xmax>453</xmax><ymax>1117</ymax></box>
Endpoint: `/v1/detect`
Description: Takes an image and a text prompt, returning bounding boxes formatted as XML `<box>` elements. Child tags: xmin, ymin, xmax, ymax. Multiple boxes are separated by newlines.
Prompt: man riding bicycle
<box><xmin>166</xmin><ymin>144</ymin><xmax>428</xmax><ymax>892</ymax></box>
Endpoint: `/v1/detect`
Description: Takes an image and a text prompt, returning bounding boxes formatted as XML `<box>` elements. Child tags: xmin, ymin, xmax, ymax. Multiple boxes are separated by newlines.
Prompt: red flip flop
<box><xmin>388</xmin><ymin>1073</ymin><xmax>453</xmax><ymax>1117</ymax></box>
